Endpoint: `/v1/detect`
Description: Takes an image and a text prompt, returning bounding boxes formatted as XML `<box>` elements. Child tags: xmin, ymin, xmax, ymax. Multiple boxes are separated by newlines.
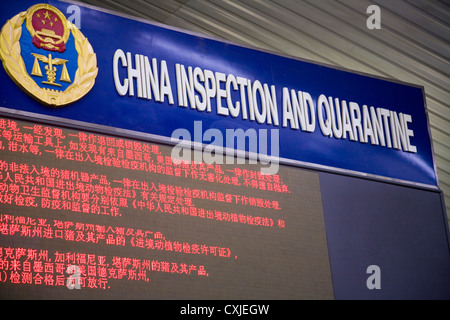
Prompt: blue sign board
<box><xmin>0</xmin><ymin>0</ymin><xmax>437</xmax><ymax>187</ymax></box>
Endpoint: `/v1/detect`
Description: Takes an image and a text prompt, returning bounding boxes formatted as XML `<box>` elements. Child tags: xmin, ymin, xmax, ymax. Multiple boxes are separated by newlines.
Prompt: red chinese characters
<box><xmin>0</xmin><ymin>246</ymin><xmax>208</xmax><ymax>289</ymax></box>
<box><xmin>0</xmin><ymin>214</ymin><xmax>232</xmax><ymax>258</ymax></box>
<box><xmin>0</xmin><ymin>159</ymin><xmax>285</xmax><ymax>228</ymax></box>
<box><xmin>0</xmin><ymin>118</ymin><xmax>291</xmax><ymax>194</ymax></box>
<box><xmin>0</xmin><ymin>117</ymin><xmax>293</xmax><ymax>294</ymax></box>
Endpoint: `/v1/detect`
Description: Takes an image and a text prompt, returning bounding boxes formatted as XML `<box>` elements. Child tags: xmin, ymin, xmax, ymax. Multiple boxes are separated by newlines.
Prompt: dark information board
<box><xmin>320</xmin><ymin>172</ymin><xmax>450</xmax><ymax>299</ymax></box>
<box><xmin>0</xmin><ymin>112</ymin><xmax>449</xmax><ymax>300</ymax></box>
<box><xmin>0</xmin><ymin>114</ymin><xmax>334</xmax><ymax>299</ymax></box>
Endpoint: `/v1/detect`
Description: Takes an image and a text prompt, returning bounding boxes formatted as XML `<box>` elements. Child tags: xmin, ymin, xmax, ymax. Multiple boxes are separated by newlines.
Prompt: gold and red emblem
<box><xmin>27</xmin><ymin>5</ymin><xmax>70</xmax><ymax>53</ymax></box>
<box><xmin>0</xmin><ymin>3</ymin><xmax>98</xmax><ymax>107</ymax></box>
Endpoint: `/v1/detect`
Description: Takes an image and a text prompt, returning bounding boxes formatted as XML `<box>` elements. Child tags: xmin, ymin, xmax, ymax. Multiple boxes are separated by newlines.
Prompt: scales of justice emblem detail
<box><xmin>0</xmin><ymin>3</ymin><xmax>98</xmax><ymax>107</ymax></box>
